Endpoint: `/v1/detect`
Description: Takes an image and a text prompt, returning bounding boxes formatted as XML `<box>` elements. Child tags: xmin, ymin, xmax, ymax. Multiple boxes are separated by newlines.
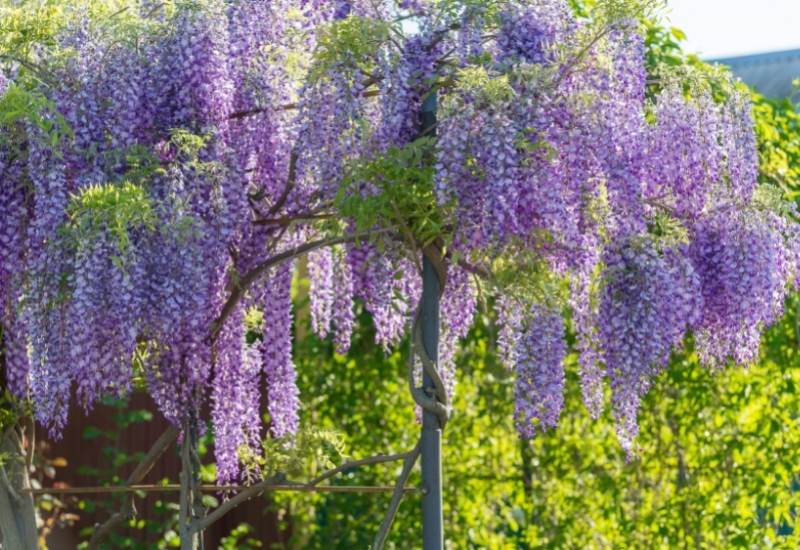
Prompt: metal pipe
<box><xmin>419</xmin><ymin>92</ymin><xmax>443</xmax><ymax>550</ymax></box>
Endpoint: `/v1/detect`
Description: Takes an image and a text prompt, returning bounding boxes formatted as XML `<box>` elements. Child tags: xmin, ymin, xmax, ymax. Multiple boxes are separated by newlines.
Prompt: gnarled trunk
<box><xmin>0</xmin><ymin>425</ymin><xmax>39</xmax><ymax>550</ymax></box>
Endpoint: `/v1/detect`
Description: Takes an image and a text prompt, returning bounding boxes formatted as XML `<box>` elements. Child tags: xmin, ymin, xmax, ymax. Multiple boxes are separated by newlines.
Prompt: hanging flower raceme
<box><xmin>569</xmin><ymin>270</ymin><xmax>604</xmax><ymax>419</ymax></box>
<box><xmin>496</xmin><ymin>0</ymin><xmax>575</xmax><ymax>65</ymax></box>
<box><xmin>348</xmin><ymin>242</ymin><xmax>421</xmax><ymax>350</ymax></box>
<box><xmin>438</xmin><ymin>266</ymin><xmax>478</xmax><ymax>398</ymax></box>
<box><xmin>514</xmin><ymin>304</ymin><xmax>567</xmax><ymax>438</ymax></box>
<box><xmin>308</xmin><ymin>247</ymin><xmax>335</xmax><ymax>339</ymax></box>
<box><xmin>645</xmin><ymin>86</ymin><xmax>723</xmax><ymax>220</ymax></box>
<box><xmin>262</xmin><ymin>262</ymin><xmax>301</xmax><ymax>439</ymax></box>
<box><xmin>212</xmin><ymin>304</ymin><xmax>262</xmax><ymax>484</ymax></box>
<box><xmin>0</xmin><ymin>151</ymin><xmax>26</xmax><ymax>308</ymax></box>
<box><xmin>598</xmin><ymin>239</ymin><xmax>701</xmax><ymax>452</ymax></box>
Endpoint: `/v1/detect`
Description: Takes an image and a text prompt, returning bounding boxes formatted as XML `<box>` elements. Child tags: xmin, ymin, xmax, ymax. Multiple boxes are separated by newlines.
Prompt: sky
<box><xmin>664</xmin><ymin>0</ymin><xmax>800</xmax><ymax>59</ymax></box>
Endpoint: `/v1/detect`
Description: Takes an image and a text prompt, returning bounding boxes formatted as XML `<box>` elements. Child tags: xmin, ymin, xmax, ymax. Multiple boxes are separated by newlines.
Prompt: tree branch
<box><xmin>88</xmin><ymin>426</ymin><xmax>179</xmax><ymax>550</ymax></box>
<box><xmin>253</xmin><ymin>212</ymin><xmax>333</xmax><ymax>227</ymax></box>
<box><xmin>210</xmin><ymin>228</ymin><xmax>396</xmax><ymax>343</ymax></box>
<box><xmin>190</xmin><ymin>475</ymin><xmax>288</xmax><ymax>533</ymax></box>
<box><xmin>307</xmin><ymin>450</ymin><xmax>414</xmax><ymax>487</ymax></box>
<box><xmin>128</xmin><ymin>427</ymin><xmax>179</xmax><ymax>483</ymax></box>
<box><xmin>266</xmin><ymin>149</ymin><xmax>298</xmax><ymax>216</ymax></box>
<box><xmin>228</xmin><ymin>102</ymin><xmax>297</xmax><ymax>120</ymax></box>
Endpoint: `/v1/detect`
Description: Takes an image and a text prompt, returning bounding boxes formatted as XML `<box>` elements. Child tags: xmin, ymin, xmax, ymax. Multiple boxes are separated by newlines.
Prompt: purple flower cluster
<box><xmin>375</xmin><ymin>30</ymin><xmax>443</xmax><ymax>149</ymax></box>
<box><xmin>0</xmin><ymin>0</ymin><xmax>792</xmax><ymax>474</ymax></box>
<box><xmin>67</xmin><ymin>233</ymin><xmax>139</xmax><ymax>411</ymax></box>
<box><xmin>599</xmin><ymin>239</ymin><xmax>701</xmax><ymax>452</ymax></box>
<box><xmin>0</xmin><ymin>153</ymin><xmax>30</xmax><ymax>398</ymax></box>
<box><xmin>0</xmin><ymin>153</ymin><xmax>26</xmax><ymax>312</ymax></box>
<box><xmin>0</xmin><ymin>2</ymin><xmax>316</xmax><ymax>477</ymax></box>
<box><xmin>690</xmin><ymin>211</ymin><xmax>795</xmax><ymax>366</ymax></box>
<box><xmin>431</xmin><ymin>6</ymin><xmax>796</xmax><ymax>451</ymax></box>
<box><xmin>331</xmin><ymin>247</ymin><xmax>356</xmax><ymax>354</ymax></box>
<box><xmin>497</xmin><ymin>0</ymin><xmax>574</xmax><ymax>64</ymax></box>
<box><xmin>348</xmin><ymin>243</ymin><xmax>420</xmax><ymax>350</ymax></box>
<box><xmin>157</xmin><ymin>1</ymin><xmax>235</xmax><ymax>130</ymax></box>
<box><xmin>495</xmin><ymin>295</ymin><xmax>523</xmax><ymax>370</ymax></box>
<box><xmin>645</xmin><ymin>86</ymin><xmax>722</xmax><ymax>219</ymax></box>
<box><xmin>569</xmin><ymin>271</ymin><xmax>604</xmax><ymax>418</ymax></box>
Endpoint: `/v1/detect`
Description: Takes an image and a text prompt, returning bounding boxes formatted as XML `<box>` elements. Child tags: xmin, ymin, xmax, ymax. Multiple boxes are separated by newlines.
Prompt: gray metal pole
<box><xmin>419</xmin><ymin>93</ymin><xmax>443</xmax><ymax>550</ymax></box>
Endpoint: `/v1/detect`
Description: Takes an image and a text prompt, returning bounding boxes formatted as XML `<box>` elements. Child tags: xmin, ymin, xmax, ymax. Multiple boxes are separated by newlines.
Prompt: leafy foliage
<box><xmin>66</xmin><ymin>182</ymin><xmax>155</xmax><ymax>256</ymax></box>
<box><xmin>337</xmin><ymin>136</ymin><xmax>445</xmax><ymax>248</ymax></box>
<box><xmin>752</xmin><ymin>93</ymin><xmax>800</xmax><ymax>199</ymax></box>
<box><xmin>313</xmin><ymin>15</ymin><xmax>391</xmax><ymax>80</ymax></box>
<box><xmin>0</xmin><ymin>84</ymin><xmax>72</xmax><ymax>147</ymax></box>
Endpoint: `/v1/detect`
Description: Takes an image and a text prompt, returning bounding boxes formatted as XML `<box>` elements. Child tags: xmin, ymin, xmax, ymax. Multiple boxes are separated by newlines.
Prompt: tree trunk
<box><xmin>0</xmin><ymin>425</ymin><xmax>39</xmax><ymax>549</ymax></box>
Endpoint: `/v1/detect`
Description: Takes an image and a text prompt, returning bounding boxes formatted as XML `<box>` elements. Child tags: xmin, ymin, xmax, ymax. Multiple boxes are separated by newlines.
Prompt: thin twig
<box><xmin>104</xmin><ymin>6</ymin><xmax>131</xmax><ymax>20</ymax></box>
<box><xmin>0</xmin><ymin>54</ymin><xmax>56</xmax><ymax>86</ymax></box>
<box><xmin>552</xmin><ymin>26</ymin><xmax>613</xmax><ymax>91</ymax></box>
<box><xmin>373</xmin><ymin>442</ymin><xmax>422</xmax><ymax>549</ymax></box>
<box><xmin>24</xmin><ymin>416</ymin><xmax>34</xmax><ymax>470</ymax></box>
<box><xmin>190</xmin><ymin>479</ymin><xmax>329</xmax><ymax>532</ymax></box>
<box><xmin>143</xmin><ymin>2</ymin><xmax>166</xmax><ymax>18</ymax></box>
<box><xmin>229</xmin><ymin>90</ymin><xmax>380</xmax><ymax>120</ymax></box>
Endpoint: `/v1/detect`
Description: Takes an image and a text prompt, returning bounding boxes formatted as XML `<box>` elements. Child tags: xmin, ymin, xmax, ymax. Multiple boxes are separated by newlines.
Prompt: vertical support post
<box><xmin>179</xmin><ymin>415</ymin><xmax>204</xmax><ymax>550</ymax></box>
<box><xmin>419</xmin><ymin>93</ymin><xmax>443</xmax><ymax>550</ymax></box>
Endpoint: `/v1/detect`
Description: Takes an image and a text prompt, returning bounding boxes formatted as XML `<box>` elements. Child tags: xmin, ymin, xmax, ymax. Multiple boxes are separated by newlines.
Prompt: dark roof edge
<box><xmin>710</xmin><ymin>48</ymin><xmax>800</xmax><ymax>66</ymax></box>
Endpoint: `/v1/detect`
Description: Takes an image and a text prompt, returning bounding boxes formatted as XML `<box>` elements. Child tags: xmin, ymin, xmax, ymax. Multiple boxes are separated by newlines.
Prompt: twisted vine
<box><xmin>409</xmin><ymin>243</ymin><xmax>449</xmax><ymax>429</ymax></box>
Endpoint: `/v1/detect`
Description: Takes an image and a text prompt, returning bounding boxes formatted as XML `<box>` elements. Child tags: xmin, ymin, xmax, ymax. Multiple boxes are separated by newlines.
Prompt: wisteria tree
<box><xmin>1</xmin><ymin>0</ymin><xmax>798</xmax><ymax>548</ymax></box>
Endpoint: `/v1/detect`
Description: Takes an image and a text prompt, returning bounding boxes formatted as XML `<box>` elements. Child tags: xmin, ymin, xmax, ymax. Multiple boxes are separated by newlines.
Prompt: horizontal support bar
<box><xmin>26</xmin><ymin>484</ymin><xmax>419</xmax><ymax>496</ymax></box>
